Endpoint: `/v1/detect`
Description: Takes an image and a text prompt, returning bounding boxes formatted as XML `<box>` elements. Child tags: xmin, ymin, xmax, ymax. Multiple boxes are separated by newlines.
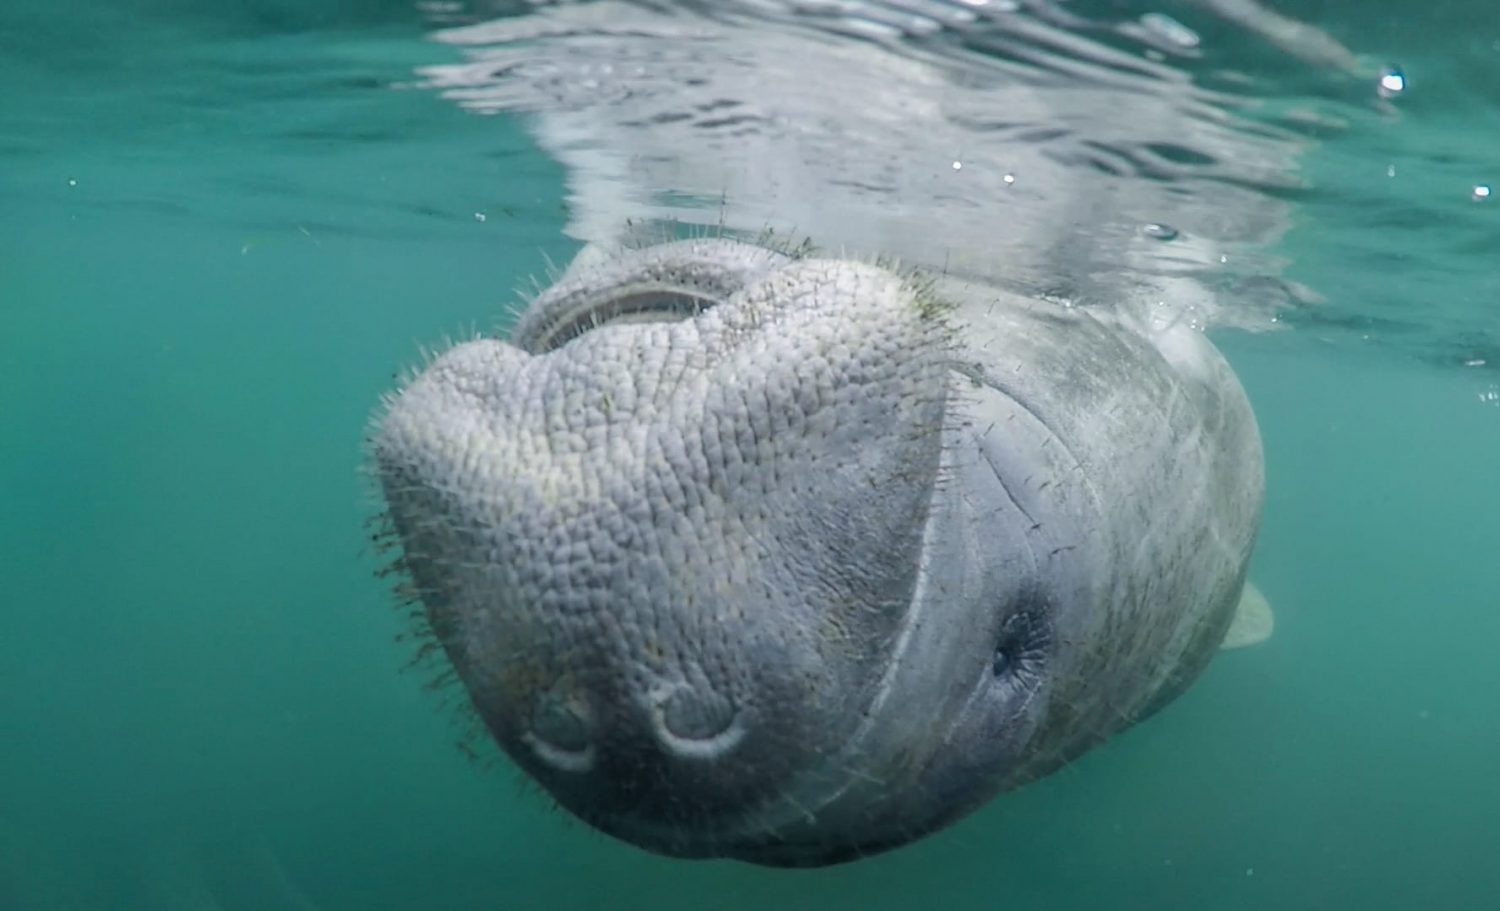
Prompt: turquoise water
<box><xmin>3</xmin><ymin>1</ymin><xmax>1498</xmax><ymax>908</ymax></box>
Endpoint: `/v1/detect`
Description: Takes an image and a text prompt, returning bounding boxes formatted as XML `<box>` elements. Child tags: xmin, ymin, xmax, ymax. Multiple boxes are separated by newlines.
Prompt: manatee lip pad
<box><xmin>368</xmin><ymin>234</ymin><xmax>1264</xmax><ymax>867</ymax></box>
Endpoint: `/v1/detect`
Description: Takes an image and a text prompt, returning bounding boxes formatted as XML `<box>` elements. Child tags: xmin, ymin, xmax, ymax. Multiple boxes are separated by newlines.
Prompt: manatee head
<box><xmin>373</xmin><ymin>238</ymin><xmax>1057</xmax><ymax>866</ymax></box>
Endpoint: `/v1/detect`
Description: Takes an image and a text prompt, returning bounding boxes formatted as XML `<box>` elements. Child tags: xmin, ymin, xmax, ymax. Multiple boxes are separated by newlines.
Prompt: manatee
<box><xmin>371</xmin><ymin>234</ymin><xmax>1265</xmax><ymax>866</ymax></box>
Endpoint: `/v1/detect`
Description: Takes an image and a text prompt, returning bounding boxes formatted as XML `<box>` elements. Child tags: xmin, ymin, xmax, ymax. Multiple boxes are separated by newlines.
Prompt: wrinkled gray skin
<box><xmin>374</xmin><ymin>234</ymin><xmax>1263</xmax><ymax>866</ymax></box>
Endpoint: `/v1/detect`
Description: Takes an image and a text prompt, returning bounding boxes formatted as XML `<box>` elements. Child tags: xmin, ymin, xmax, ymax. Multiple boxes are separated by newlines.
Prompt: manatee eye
<box><xmin>991</xmin><ymin>607</ymin><xmax>1050</xmax><ymax>683</ymax></box>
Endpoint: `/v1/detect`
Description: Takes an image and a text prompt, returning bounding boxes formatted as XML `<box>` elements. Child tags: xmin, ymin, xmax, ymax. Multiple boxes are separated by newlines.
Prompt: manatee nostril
<box><xmin>654</xmin><ymin>685</ymin><xmax>744</xmax><ymax>759</ymax></box>
<box><xmin>525</xmin><ymin>682</ymin><xmax>596</xmax><ymax>773</ymax></box>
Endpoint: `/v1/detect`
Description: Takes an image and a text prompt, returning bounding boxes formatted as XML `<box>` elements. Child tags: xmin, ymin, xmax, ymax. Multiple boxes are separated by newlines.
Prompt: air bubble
<box><xmin>1378</xmin><ymin>66</ymin><xmax>1406</xmax><ymax>98</ymax></box>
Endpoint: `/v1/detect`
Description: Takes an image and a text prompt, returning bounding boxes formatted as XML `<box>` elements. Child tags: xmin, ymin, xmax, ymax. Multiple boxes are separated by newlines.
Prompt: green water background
<box><xmin>3</xmin><ymin>1</ymin><xmax>1498</xmax><ymax>908</ymax></box>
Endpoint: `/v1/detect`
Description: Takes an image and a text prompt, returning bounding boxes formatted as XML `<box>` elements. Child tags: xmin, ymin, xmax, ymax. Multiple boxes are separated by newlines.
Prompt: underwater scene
<box><xmin>3</xmin><ymin>0</ymin><xmax>1498</xmax><ymax>908</ymax></box>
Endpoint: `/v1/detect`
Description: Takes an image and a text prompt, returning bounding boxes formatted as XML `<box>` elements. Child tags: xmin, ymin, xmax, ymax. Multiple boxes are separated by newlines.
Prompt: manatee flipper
<box><xmin>1220</xmin><ymin>581</ymin><xmax>1274</xmax><ymax>649</ymax></box>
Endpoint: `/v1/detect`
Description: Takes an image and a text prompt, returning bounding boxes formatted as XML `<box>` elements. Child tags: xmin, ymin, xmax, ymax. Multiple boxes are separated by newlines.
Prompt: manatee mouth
<box><xmin>511</xmin><ymin>238</ymin><xmax>794</xmax><ymax>352</ymax></box>
<box><xmin>524</xmin><ymin>288</ymin><xmax>719</xmax><ymax>352</ymax></box>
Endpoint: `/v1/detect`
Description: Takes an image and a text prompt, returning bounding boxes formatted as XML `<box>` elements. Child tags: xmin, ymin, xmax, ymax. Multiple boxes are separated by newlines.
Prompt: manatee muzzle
<box><xmin>373</xmin><ymin>238</ymin><xmax>957</xmax><ymax>862</ymax></box>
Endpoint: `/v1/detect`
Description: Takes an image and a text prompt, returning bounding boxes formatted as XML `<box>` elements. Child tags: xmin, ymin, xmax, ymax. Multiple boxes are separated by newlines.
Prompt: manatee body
<box><xmin>373</xmin><ymin>237</ymin><xmax>1263</xmax><ymax>866</ymax></box>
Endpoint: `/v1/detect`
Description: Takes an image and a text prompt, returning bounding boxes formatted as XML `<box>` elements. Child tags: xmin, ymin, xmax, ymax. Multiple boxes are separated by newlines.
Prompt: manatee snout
<box><xmin>375</xmin><ymin>239</ymin><xmax>968</xmax><ymax>862</ymax></box>
<box><xmin>502</xmin><ymin>640</ymin><xmax>817</xmax><ymax>839</ymax></box>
